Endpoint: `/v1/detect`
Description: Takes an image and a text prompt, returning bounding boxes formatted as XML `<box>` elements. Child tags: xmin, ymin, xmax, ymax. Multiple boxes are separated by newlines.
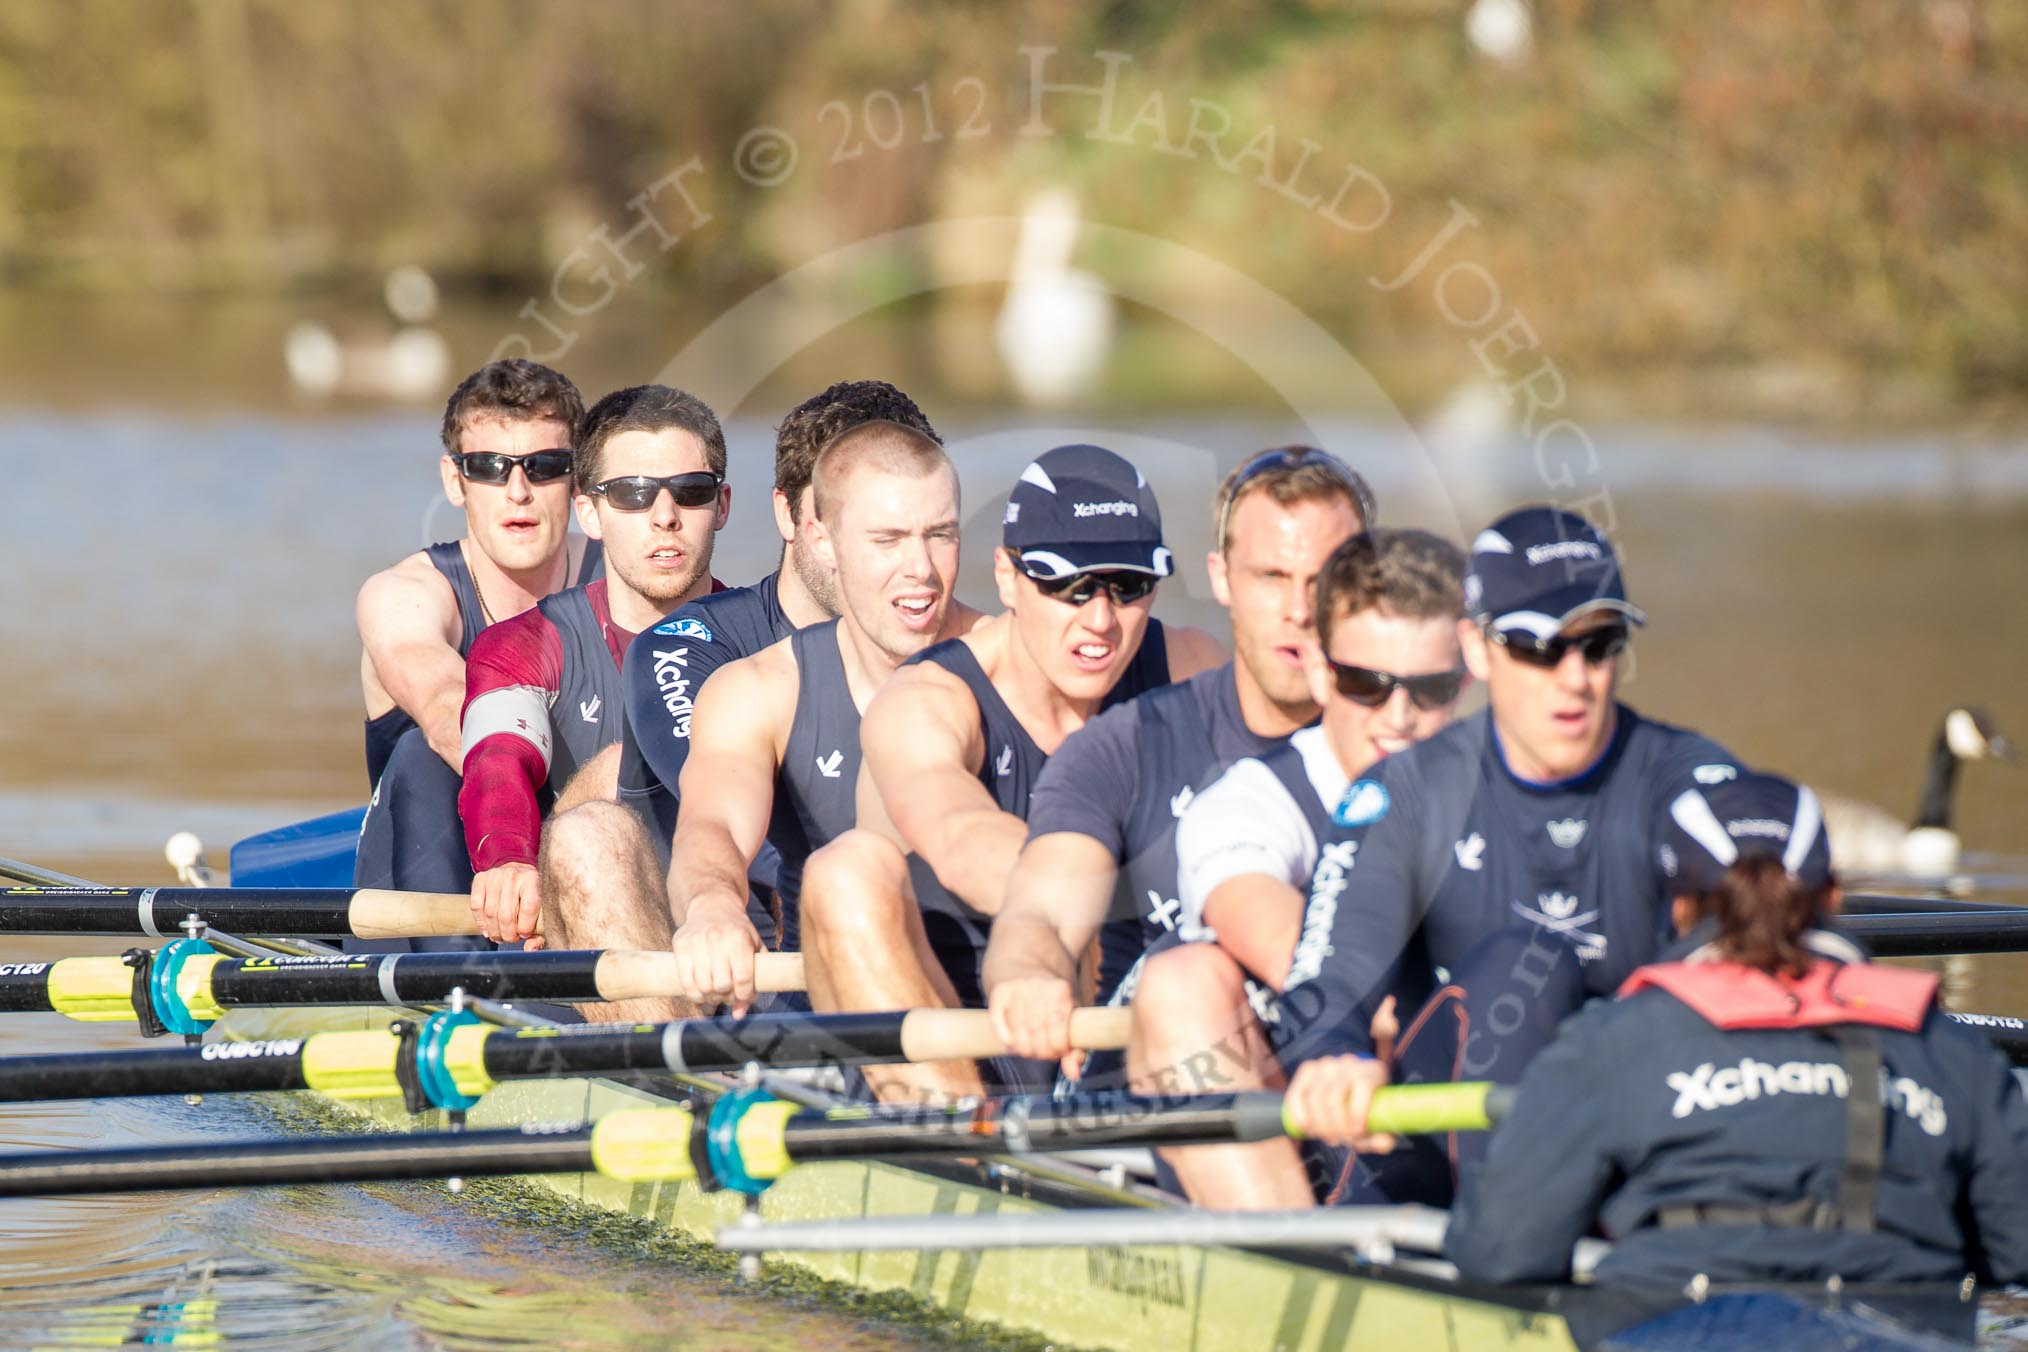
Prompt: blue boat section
<box><xmin>229</xmin><ymin>807</ymin><xmax>366</xmax><ymax>889</ymax></box>
<box><xmin>1598</xmin><ymin>1289</ymin><xmax>1974</xmax><ymax>1351</ymax></box>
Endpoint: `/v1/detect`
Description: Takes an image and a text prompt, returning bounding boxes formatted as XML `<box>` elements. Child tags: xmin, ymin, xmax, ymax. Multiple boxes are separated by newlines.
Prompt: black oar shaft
<box><xmin>0</xmin><ymin>1127</ymin><xmax>595</xmax><ymax>1198</ymax></box>
<box><xmin>1</xmin><ymin>888</ymin><xmax>358</xmax><ymax>938</ymax></box>
<box><xmin>1842</xmin><ymin>894</ymin><xmax>2027</xmax><ymax>916</ymax></box>
<box><xmin>1842</xmin><ymin>910</ymin><xmax>2028</xmax><ymax>957</ymax></box>
<box><xmin>0</xmin><ymin>1012</ymin><xmax>965</xmax><ymax>1105</ymax></box>
<box><xmin>0</xmin><ymin>1042</ymin><xmax>310</xmax><ymax>1101</ymax></box>
<box><xmin>0</xmin><ymin>961</ymin><xmax>69</xmax><ymax>1013</ymax></box>
<box><xmin>780</xmin><ymin>1091</ymin><xmax>1290</xmax><ymax>1161</ymax></box>
<box><xmin>0</xmin><ymin>1084</ymin><xmax>1499</xmax><ymax>1199</ymax></box>
<box><xmin>209</xmin><ymin>952</ymin><xmax>608</xmax><ymax>1005</ymax></box>
<box><xmin>0</xmin><ymin>952</ymin><xmax>618</xmax><ymax>1022</ymax></box>
<box><xmin>667</xmin><ymin>1011</ymin><xmax>908</xmax><ymax>1070</ymax></box>
<box><xmin>0</xmin><ymin>887</ymin><xmax>470</xmax><ymax>940</ymax></box>
<box><xmin>1947</xmin><ymin>1013</ymin><xmax>2028</xmax><ymax>1064</ymax></box>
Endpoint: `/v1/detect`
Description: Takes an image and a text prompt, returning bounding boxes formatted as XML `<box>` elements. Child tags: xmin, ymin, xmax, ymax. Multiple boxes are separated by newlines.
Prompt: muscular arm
<box><xmin>1200</xmin><ymin>875</ymin><xmax>1306</xmax><ymax>991</ymax></box>
<box><xmin>987</xmin><ymin>707</ymin><xmax>1139</xmax><ymax>992</ymax></box>
<box><xmin>358</xmin><ymin>559</ymin><xmax>466</xmax><ymax>765</ymax></box>
<box><xmin>985</xmin><ymin>833</ymin><xmax>1118</xmax><ymax>991</ymax></box>
<box><xmin>666</xmin><ymin>654</ymin><xmax>788</xmax><ymax>928</ymax></box>
<box><xmin>858</xmin><ymin>664</ymin><xmax>1024</xmax><ymax>916</ymax></box>
<box><xmin>1176</xmin><ymin>760</ymin><xmax>1316</xmax><ymax>986</ymax></box>
<box><xmin>457</xmin><ymin>617</ymin><xmax>559</xmax><ymax>873</ymax></box>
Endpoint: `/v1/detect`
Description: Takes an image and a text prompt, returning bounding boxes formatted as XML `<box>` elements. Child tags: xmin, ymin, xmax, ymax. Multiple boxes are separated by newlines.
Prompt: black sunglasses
<box><xmin>1027</xmin><ymin>568</ymin><xmax>1159</xmax><ymax>607</ymax></box>
<box><xmin>589</xmin><ymin>472</ymin><xmax>724</xmax><ymax>512</ymax></box>
<box><xmin>1491</xmin><ymin>625</ymin><xmax>1630</xmax><ymax>669</ymax></box>
<box><xmin>1328</xmin><ymin>660</ymin><xmax>1466</xmax><ymax>711</ymax></box>
<box><xmin>451</xmin><ymin>449</ymin><xmax>574</xmax><ymax>484</ymax></box>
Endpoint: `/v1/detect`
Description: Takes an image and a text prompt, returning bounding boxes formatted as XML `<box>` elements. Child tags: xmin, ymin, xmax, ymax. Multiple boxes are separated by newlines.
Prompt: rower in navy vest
<box><xmin>1446</xmin><ymin>769</ymin><xmax>2028</xmax><ymax>1338</ymax></box>
<box><xmin>1274</xmin><ymin>507</ymin><xmax>1742</xmax><ymax>1209</ymax></box>
<box><xmin>614</xmin><ymin>380</ymin><xmax>942</xmax><ymax>858</ymax></box>
<box><xmin>458</xmin><ymin>384</ymin><xmax>729</xmax><ymax>948</ymax></box>
<box><xmin>801</xmin><ymin>443</ymin><xmax>1226</xmax><ymax>1103</ymax></box>
<box><xmin>983</xmin><ymin>447</ymin><xmax>1373</xmax><ymax>1074</ymax></box>
<box><xmin>1128</xmin><ymin>528</ymin><xmax>1471</xmax><ymax>1207</ymax></box>
<box><xmin>352</xmin><ymin>360</ymin><xmax>600</xmax><ymax>932</ymax></box>
<box><xmin>540</xmin><ymin>420</ymin><xmax>981</xmax><ymax>1024</ymax></box>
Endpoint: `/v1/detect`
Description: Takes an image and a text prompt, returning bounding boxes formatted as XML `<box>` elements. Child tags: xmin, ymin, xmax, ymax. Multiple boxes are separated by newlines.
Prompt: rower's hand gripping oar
<box><xmin>0</xmin><ymin>1005</ymin><xmax>1136</xmax><ymax>1113</ymax></box>
<box><xmin>0</xmin><ymin>1081</ymin><xmax>1513</xmax><ymax>1199</ymax></box>
<box><xmin>0</xmin><ymin>946</ymin><xmax>807</xmax><ymax>1031</ymax></box>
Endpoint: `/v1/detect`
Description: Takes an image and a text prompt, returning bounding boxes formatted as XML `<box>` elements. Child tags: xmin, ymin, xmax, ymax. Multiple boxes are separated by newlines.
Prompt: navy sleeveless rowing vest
<box><xmin>1103</xmin><ymin>663</ymin><xmax>1290</xmax><ymax>997</ymax></box>
<box><xmin>535</xmin><ymin>585</ymin><xmax>625</xmax><ymax>794</ymax></box>
<box><xmin>1260</xmin><ymin>736</ymin><xmax>1338</xmax><ymax>844</ymax></box>
<box><xmin>768</xmin><ymin>620</ymin><xmax>863</xmax><ymax>950</ymax></box>
<box><xmin>363</xmin><ymin>539</ymin><xmax>603</xmax><ymax>785</ymax></box>
<box><xmin>431</xmin><ymin>540</ymin><xmax>488</xmax><ymax>655</ymax></box>
<box><xmin>618</xmin><ymin>571</ymin><xmax>797</xmax><ymax>855</ymax></box>
<box><xmin>905</xmin><ymin>620</ymin><xmax>1171</xmax><ymax>1003</ymax></box>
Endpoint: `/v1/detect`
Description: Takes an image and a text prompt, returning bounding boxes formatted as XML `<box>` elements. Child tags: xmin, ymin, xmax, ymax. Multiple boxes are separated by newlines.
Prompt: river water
<box><xmin>4</xmin><ymin>409</ymin><xmax>2028</xmax><ymax>1347</ymax></box>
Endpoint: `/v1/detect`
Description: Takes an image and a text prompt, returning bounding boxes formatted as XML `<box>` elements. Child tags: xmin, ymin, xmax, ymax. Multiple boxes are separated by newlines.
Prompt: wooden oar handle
<box><xmin>348</xmin><ymin>890</ymin><xmax>478</xmax><ymax>939</ymax></box>
<box><xmin>594</xmin><ymin>950</ymin><xmax>806</xmax><ymax>999</ymax></box>
<box><xmin>898</xmin><ymin>1006</ymin><xmax>1129</xmax><ymax>1063</ymax></box>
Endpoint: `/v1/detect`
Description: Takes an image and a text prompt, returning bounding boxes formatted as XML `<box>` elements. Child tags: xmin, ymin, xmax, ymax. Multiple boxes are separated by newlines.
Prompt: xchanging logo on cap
<box><xmin>1525</xmin><ymin>540</ymin><xmax>1602</xmax><ymax>566</ymax></box>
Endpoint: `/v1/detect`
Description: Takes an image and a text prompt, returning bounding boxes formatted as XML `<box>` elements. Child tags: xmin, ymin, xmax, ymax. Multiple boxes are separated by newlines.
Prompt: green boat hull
<box><xmin>216</xmin><ymin>1005</ymin><xmax>1579</xmax><ymax>1352</ymax></box>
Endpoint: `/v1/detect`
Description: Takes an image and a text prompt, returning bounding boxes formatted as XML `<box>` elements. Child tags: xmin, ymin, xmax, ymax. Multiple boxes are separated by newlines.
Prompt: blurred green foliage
<box><xmin>0</xmin><ymin>0</ymin><xmax>2022</xmax><ymax>413</ymax></box>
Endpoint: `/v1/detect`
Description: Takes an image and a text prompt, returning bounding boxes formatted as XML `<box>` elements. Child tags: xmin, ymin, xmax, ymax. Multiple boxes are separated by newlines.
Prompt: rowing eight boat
<box><xmin>0</xmin><ymin>834</ymin><xmax>1992</xmax><ymax>1350</ymax></box>
<box><xmin>182</xmin><ymin>826</ymin><xmax>1985</xmax><ymax>1349</ymax></box>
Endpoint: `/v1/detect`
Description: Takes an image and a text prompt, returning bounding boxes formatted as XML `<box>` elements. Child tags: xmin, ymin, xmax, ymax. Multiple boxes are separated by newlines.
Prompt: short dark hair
<box><xmin>573</xmin><ymin>384</ymin><xmax>727</xmax><ymax>494</ymax></box>
<box><xmin>440</xmin><ymin>360</ymin><xmax>584</xmax><ymax>456</ymax></box>
<box><xmin>810</xmin><ymin>421</ymin><xmax>953</xmax><ymax>521</ymax></box>
<box><xmin>774</xmin><ymin>380</ymin><xmax>939</xmax><ymax>524</ymax></box>
<box><xmin>1314</xmin><ymin>528</ymin><xmax>1467</xmax><ymax>652</ymax></box>
<box><xmin>1213</xmin><ymin>446</ymin><xmax>1375</xmax><ymax>553</ymax></box>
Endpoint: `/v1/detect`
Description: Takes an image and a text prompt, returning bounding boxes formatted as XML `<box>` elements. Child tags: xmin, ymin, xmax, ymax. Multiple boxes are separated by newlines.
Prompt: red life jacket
<box><xmin>1618</xmin><ymin>956</ymin><xmax>1937</xmax><ymax>1033</ymax></box>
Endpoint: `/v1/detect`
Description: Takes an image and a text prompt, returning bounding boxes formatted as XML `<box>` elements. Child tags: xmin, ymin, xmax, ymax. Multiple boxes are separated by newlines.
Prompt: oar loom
<box><xmin>0</xmin><ymin>1081</ymin><xmax>1511</xmax><ymax>1199</ymax></box>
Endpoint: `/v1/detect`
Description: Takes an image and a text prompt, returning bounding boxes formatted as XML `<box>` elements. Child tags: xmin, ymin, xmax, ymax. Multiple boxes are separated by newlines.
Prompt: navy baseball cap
<box><xmin>1465</xmin><ymin>506</ymin><xmax>1646</xmax><ymax>639</ymax></box>
<box><xmin>1002</xmin><ymin>444</ymin><xmax>1173</xmax><ymax>580</ymax></box>
<box><xmin>1659</xmin><ymin>769</ymin><xmax>1834</xmax><ymax>896</ymax></box>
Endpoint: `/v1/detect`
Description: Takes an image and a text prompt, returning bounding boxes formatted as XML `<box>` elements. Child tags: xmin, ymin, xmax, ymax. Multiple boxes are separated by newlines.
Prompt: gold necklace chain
<box><xmin>470</xmin><ymin>540</ymin><xmax>570</xmax><ymax>629</ymax></box>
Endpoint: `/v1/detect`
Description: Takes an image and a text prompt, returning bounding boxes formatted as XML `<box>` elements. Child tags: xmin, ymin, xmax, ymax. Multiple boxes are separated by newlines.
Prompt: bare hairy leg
<box><xmin>538</xmin><ymin>799</ymin><xmax>700</xmax><ymax>1024</ymax></box>
<box><xmin>801</xmin><ymin>829</ymin><xmax>981</xmax><ymax>1103</ymax></box>
<box><xmin>1127</xmin><ymin>942</ymin><xmax>1316</xmax><ymax>1210</ymax></box>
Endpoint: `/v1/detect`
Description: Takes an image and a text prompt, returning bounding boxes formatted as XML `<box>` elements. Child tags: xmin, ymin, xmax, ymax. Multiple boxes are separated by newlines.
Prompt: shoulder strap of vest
<box><xmin>1139</xmin><ymin>618</ymin><xmax>1168</xmax><ymax>685</ymax></box>
<box><xmin>789</xmin><ymin>617</ymin><xmax>841</xmax><ymax>679</ymax></box>
<box><xmin>424</xmin><ymin>541</ymin><xmax>485</xmax><ymax>653</ymax></box>
<box><xmin>1103</xmin><ymin>619</ymin><xmax>1169</xmax><ymax>711</ymax></box>
<box><xmin>574</xmin><ymin>538</ymin><xmax>605</xmax><ymax>586</ymax></box>
<box><xmin>1829</xmin><ymin>1025</ymin><xmax>1883</xmax><ymax>1233</ymax></box>
<box><xmin>424</xmin><ymin>540</ymin><xmax>465</xmax><ymax>577</ymax></box>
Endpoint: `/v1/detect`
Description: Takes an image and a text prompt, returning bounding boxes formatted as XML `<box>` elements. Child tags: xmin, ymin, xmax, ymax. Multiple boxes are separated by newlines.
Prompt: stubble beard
<box><xmin>792</xmin><ymin>538</ymin><xmax>840</xmax><ymax>617</ymax></box>
<box><xmin>617</xmin><ymin>549</ymin><xmax>710</xmax><ymax>610</ymax></box>
<box><xmin>1238</xmin><ymin>626</ymin><xmax>1312</xmax><ymax>716</ymax></box>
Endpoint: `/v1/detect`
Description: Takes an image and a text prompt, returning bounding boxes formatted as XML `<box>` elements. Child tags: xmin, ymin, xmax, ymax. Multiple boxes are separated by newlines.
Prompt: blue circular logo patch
<box><xmin>1332</xmin><ymin>779</ymin><xmax>1391</xmax><ymax>829</ymax></box>
<box><xmin>653</xmin><ymin>616</ymin><xmax>715</xmax><ymax>641</ymax></box>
